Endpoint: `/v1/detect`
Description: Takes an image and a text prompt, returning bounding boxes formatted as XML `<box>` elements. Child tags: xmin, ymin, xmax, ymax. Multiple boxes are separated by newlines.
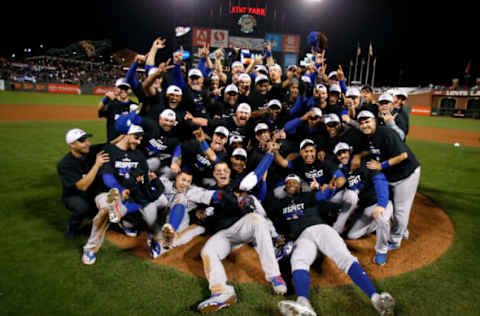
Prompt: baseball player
<box><xmin>268</xmin><ymin>174</ymin><xmax>395</xmax><ymax>316</ymax></box>
<box><xmin>289</xmin><ymin>83</ymin><xmax>328</xmax><ymax>118</ymax></box>
<box><xmin>377</xmin><ymin>93</ymin><xmax>408</xmax><ymax>141</ymax></box>
<box><xmin>196</xmin><ymin>161</ymin><xmax>287</xmax><ymax>313</ymax></box>
<box><xmin>58</xmin><ymin>128</ymin><xmax>108</xmax><ymax>238</ymax></box>
<box><xmin>334</xmin><ymin>142</ymin><xmax>393</xmax><ymax>265</ymax></box>
<box><xmin>353</xmin><ymin>110</ymin><xmax>420</xmax><ymax>251</ymax></box>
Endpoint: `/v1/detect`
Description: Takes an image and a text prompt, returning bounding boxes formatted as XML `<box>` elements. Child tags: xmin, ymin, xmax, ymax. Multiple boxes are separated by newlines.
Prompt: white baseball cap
<box><xmin>357</xmin><ymin>110</ymin><xmax>376</xmax><ymax>120</ymax></box>
<box><xmin>115</xmin><ymin>78</ymin><xmax>131</xmax><ymax>89</ymax></box>
<box><xmin>269</xmin><ymin>64</ymin><xmax>282</xmax><ymax>72</ymax></box>
<box><xmin>285</xmin><ymin>174</ymin><xmax>301</xmax><ymax>183</ymax></box>
<box><xmin>236</xmin><ymin>103</ymin><xmax>251</xmax><ymax>114</ymax></box>
<box><xmin>378</xmin><ymin>93</ymin><xmax>394</xmax><ymax>103</ymax></box>
<box><xmin>254</xmin><ymin>122</ymin><xmax>269</xmax><ymax>134</ymax></box>
<box><xmin>346</xmin><ymin>87</ymin><xmax>360</xmax><ymax>98</ymax></box>
<box><xmin>225</xmin><ymin>84</ymin><xmax>239</xmax><ymax>94</ymax></box>
<box><xmin>188</xmin><ymin>68</ymin><xmax>203</xmax><ymax>78</ymax></box>
<box><xmin>229</xmin><ymin>135</ymin><xmax>244</xmax><ymax>145</ymax></box>
<box><xmin>301</xmin><ymin>75</ymin><xmax>311</xmax><ymax>84</ymax></box>
<box><xmin>329</xmin><ymin>84</ymin><xmax>341</xmax><ymax>94</ymax></box>
<box><xmin>255</xmin><ymin>64</ymin><xmax>268</xmax><ymax>74</ymax></box>
<box><xmin>214</xmin><ymin>126</ymin><xmax>229</xmax><ymax>138</ymax></box>
<box><xmin>267</xmin><ymin>99</ymin><xmax>282</xmax><ymax>109</ymax></box>
<box><xmin>160</xmin><ymin>109</ymin><xmax>176</xmax><ymax>121</ymax></box>
<box><xmin>65</xmin><ymin>128</ymin><xmax>92</xmax><ymax>144</ymax></box>
<box><xmin>328</xmin><ymin>71</ymin><xmax>338</xmax><ymax>79</ymax></box>
<box><xmin>210</xmin><ymin>74</ymin><xmax>219</xmax><ymax>81</ymax></box>
<box><xmin>311</xmin><ymin>107</ymin><xmax>322</xmax><ymax>118</ymax></box>
<box><xmin>147</xmin><ymin>67</ymin><xmax>158</xmax><ymax>77</ymax></box>
<box><xmin>166</xmin><ymin>85</ymin><xmax>182</xmax><ymax>95</ymax></box>
<box><xmin>127</xmin><ymin>124</ymin><xmax>144</xmax><ymax>135</ymax></box>
<box><xmin>334</xmin><ymin>142</ymin><xmax>351</xmax><ymax>155</ymax></box>
<box><xmin>238</xmin><ymin>73</ymin><xmax>251</xmax><ymax>82</ymax></box>
<box><xmin>315</xmin><ymin>84</ymin><xmax>327</xmax><ymax>92</ymax></box>
<box><xmin>395</xmin><ymin>89</ymin><xmax>408</xmax><ymax>99</ymax></box>
<box><xmin>232</xmin><ymin>147</ymin><xmax>247</xmax><ymax>159</ymax></box>
<box><xmin>323</xmin><ymin>113</ymin><xmax>341</xmax><ymax>124</ymax></box>
<box><xmin>231</xmin><ymin>61</ymin><xmax>244</xmax><ymax>69</ymax></box>
<box><xmin>299</xmin><ymin>139</ymin><xmax>315</xmax><ymax>150</ymax></box>
<box><xmin>255</xmin><ymin>74</ymin><xmax>269</xmax><ymax>85</ymax></box>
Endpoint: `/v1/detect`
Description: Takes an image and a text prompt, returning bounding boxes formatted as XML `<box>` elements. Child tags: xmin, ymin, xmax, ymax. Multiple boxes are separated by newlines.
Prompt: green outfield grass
<box><xmin>410</xmin><ymin>115</ymin><xmax>480</xmax><ymax>132</ymax></box>
<box><xmin>1</xmin><ymin>120</ymin><xmax>480</xmax><ymax>315</ymax></box>
<box><xmin>0</xmin><ymin>91</ymin><xmax>102</xmax><ymax>106</ymax></box>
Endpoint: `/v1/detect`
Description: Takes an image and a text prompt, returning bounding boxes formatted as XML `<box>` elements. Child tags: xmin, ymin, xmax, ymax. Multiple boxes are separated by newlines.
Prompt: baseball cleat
<box><xmin>118</xmin><ymin>221</ymin><xmax>138</xmax><ymax>238</ymax></box>
<box><xmin>81</xmin><ymin>249</ymin><xmax>97</xmax><ymax>265</ymax></box>
<box><xmin>371</xmin><ymin>292</ymin><xmax>395</xmax><ymax>316</ymax></box>
<box><xmin>269</xmin><ymin>275</ymin><xmax>287</xmax><ymax>295</ymax></box>
<box><xmin>161</xmin><ymin>223</ymin><xmax>176</xmax><ymax>250</ymax></box>
<box><xmin>146</xmin><ymin>235</ymin><xmax>162</xmax><ymax>259</ymax></box>
<box><xmin>374</xmin><ymin>253</ymin><xmax>388</xmax><ymax>265</ymax></box>
<box><xmin>106</xmin><ymin>188</ymin><xmax>122</xmax><ymax>223</ymax></box>
<box><xmin>387</xmin><ymin>241</ymin><xmax>400</xmax><ymax>251</ymax></box>
<box><xmin>275</xmin><ymin>241</ymin><xmax>295</xmax><ymax>261</ymax></box>
<box><xmin>278</xmin><ymin>297</ymin><xmax>317</xmax><ymax>316</ymax></box>
<box><xmin>197</xmin><ymin>292</ymin><xmax>237</xmax><ymax>313</ymax></box>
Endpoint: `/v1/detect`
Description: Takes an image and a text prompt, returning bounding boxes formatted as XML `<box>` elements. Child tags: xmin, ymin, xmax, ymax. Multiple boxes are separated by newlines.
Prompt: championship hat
<box><xmin>378</xmin><ymin>93</ymin><xmax>394</xmax><ymax>103</ymax></box>
<box><xmin>315</xmin><ymin>83</ymin><xmax>327</xmax><ymax>92</ymax></box>
<box><xmin>255</xmin><ymin>74</ymin><xmax>269</xmax><ymax>85</ymax></box>
<box><xmin>329</xmin><ymin>84</ymin><xmax>341</xmax><ymax>94</ymax></box>
<box><xmin>225</xmin><ymin>84</ymin><xmax>239</xmax><ymax>94</ymax></box>
<box><xmin>188</xmin><ymin>68</ymin><xmax>203</xmax><ymax>78</ymax></box>
<box><xmin>299</xmin><ymin>139</ymin><xmax>315</xmax><ymax>150</ymax></box>
<box><xmin>229</xmin><ymin>135</ymin><xmax>244</xmax><ymax>145</ymax></box>
<box><xmin>214</xmin><ymin>126</ymin><xmax>229</xmax><ymax>138</ymax></box>
<box><xmin>65</xmin><ymin>128</ymin><xmax>92</xmax><ymax>144</ymax></box>
<box><xmin>166</xmin><ymin>85</ymin><xmax>182</xmax><ymax>95</ymax></box>
<box><xmin>127</xmin><ymin>124</ymin><xmax>144</xmax><ymax>135</ymax></box>
<box><xmin>236</xmin><ymin>103</ymin><xmax>252</xmax><ymax>114</ymax></box>
<box><xmin>160</xmin><ymin>109</ymin><xmax>176</xmax><ymax>121</ymax></box>
<box><xmin>254</xmin><ymin>122</ymin><xmax>269</xmax><ymax>134</ymax></box>
<box><xmin>267</xmin><ymin>99</ymin><xmax>282</xmax><ymax>109</ymax></box>
<box><xmin>232</xmin><ymin>147</ymin><xmax>248</xmax><ymax>159</ymax></box>
<box><xmin>357</xmin><ymin>110</ymin><xmax>376</xmax><ymax>120</ymax></box>
<box><xmin>285</xmin><ymin>174</ymin><xmax>301</xmax><ymax>183</ymax></box>
<box><xmin>346</xmin><ymin>87</ymin><xmax>360</xmax><ymax>98</ymax></box>
<box><xmin>334</xmin><ymin>142</ymin><xmax>351</xmax><ymax>155</ymax></box>
<box><xmin>238</xmin><ymin>73</ymin><xmax>251</xmax><ymax>82</ymax></box>
<box><xmin>323</xmin><ymin>113</ymin><xmax>341</xmax><ymax>124</ymax></box>
<box><xmin>115</xmin><ymin>78</ymin><xmax>131</xmax><ymax>89</ymax></box>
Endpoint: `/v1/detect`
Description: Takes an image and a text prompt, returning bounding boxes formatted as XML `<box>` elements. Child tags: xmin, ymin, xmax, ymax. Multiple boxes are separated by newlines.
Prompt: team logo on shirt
<box><xmin>348</xmin><ymin>174</ymin><xmax>362</xmax><ymax>188</ymax></box>
<box><xmin>115</xmin><ymin>158</ymin><xmax>139</xmax><ymax>179</ymax></box>
<box><xmin>194</xmin><ymin>154</ymin><xmax>212</xmax><ymax>171</ymax></box>
<box><xmin>147</xmin><ymin>139</ymin><xmax>168</xmax><ymax>154</ymax></box>
<box><xmin>283</xmin><ymin>203</ymin><xmax>305</xmax><ymax>221</ymax></box>
<box><xmin>305</xmin><ymin>169</ymin><xmax>323</xmax><ymax>182</ymax></box>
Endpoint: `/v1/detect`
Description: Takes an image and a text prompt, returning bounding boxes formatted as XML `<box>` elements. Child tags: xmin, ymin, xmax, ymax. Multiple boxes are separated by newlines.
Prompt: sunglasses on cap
<box><xmin>326</xmin><ymin>122</ymin><xmax>339</xmax><ymax>128</ymax></box>
<box><xmin>226</xmin><ymin>92</ymin><xmax>238</xmax><ymax>97</ymax></box>
<box><xmin>379</xmin><ymin>101</ymin><xmax>390</xmax><ymax>105</ymax></box>
<box><xmin>77</xmin><ymin>135</ymin><xmax>89</xmax><ymax>143</ymax></box>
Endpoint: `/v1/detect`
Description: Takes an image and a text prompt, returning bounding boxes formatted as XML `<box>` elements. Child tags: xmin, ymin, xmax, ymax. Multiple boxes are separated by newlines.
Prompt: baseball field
<box><xmin>1</xmin><ymin>91</ymin><xmax>480</xmax><ymax>315</ymax></box>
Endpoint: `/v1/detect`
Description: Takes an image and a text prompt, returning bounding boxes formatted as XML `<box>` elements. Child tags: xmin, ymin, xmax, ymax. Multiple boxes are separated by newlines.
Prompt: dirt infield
<box><xmin>1</xmin><ymin>104</ymin><xmax>479</xmax><ymax>147</ymax></box>
<box><xmin>107</xmin><ymin>193</ymin><xmax>455</xmax><ymax>286</ymax></box>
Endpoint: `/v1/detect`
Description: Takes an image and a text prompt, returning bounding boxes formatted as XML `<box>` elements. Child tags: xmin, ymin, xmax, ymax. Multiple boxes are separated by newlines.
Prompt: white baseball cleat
<box><xmin>371</xmin><ymin>292</ymin><xmax>395</xmax><ymax>316</ymax></box>
<box><xmin>278</xmin><ymin>296</ymin><xmax>317</xmax><ymax>316</ymax></box>
<box><xmin>161</xmin><ymin>223</ymin><xmax>176</xmax><ymax>250</ymax></box>
<box><xmin>197</xmin><ymin>290</ymin><xmax>237</xmax><ymax>313</ymax></box>
<box><xmin>106</xmin><ymin>188</ymin><xmax>122</xmax><ymax>223</ymax></box>
<box><xmin>269</xmin><ymin>275</ymin><xmax>287</xmax><ymax>295</ymax></box>
<box><xmin>81</xmin><ymin>249</ymin><xmax>97</xmax><ymax>265</ymax></box>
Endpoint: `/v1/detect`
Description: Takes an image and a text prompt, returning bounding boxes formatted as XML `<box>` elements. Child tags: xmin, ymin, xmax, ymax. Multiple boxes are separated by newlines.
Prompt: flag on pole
<box><xmin>373</xmin><ymin>57</ymin><xmax>377</xmax><ymax>67</ymax></box>
<box><xmin>357</xmin><ymin>42</ymin><xmax>361</xmax><ymax>56</ymax></box>
<box><xmin>369</xmin><ymin>42</ymin><xmax>373</xmax><ymax>56</ymax></box>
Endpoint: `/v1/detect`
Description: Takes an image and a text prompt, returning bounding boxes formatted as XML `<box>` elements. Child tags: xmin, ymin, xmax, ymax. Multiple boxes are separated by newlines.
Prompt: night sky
<box><xmin>2</xmin><ymin>0</ymin><xmax>476</xmax><ymax>87</ymax></box>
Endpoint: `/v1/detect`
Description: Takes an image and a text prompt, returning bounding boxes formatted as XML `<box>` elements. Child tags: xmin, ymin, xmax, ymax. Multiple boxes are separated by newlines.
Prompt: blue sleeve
<box><xmin>256</xmin><ymin>180</ymin><xmax>267</xmax><ymax>201</ymax></box>
<box><xmin>102</xmin><ymin>174</ymin><xmax>125</xmax><ymax>193</ymax></box>
<box><xmin>126</xmin><ymin>62</ymin><xmax>139</xmax><ymax>90</ymax></box>
<box><xmin>284</xmin><ymin>117</ymin><xmax>303</xmax><ymax>135</ymax></box>
<box><xmin>373</xmin><ymin>173</ymin><xmax>389</xmax><ymax>208</ymax></box>
<box><xmin>144</xmin><ymin>65</ymin><xmax>154</xmax><ymax>72</ymax></box>
<box><xmin>173</xmin><ymin>144</ymin><xmax>182</xmax><ymax>159</ymax></box>
<box><xmin>254</xmin><ymin>152</ymin><xmax>274</xmax><ymax>179</ymax></box>
<box><xmin>172</xmin><ymin>64</ymin><xmax>185</xmax><ymax>90</ymax></box>
<box><xmin>339</xmin><ymin>80</ymin><xmax>347</xmax><ymax>94</ymax></box>
<box><xmin>290</xmin><ymin>96</ymin><xmax>307</xmax><ymax>117</ymax></box>
<box><xmin>334</xmin><ymin>169</ymin><xmax>346</xmax><ymax>180</ymax></box>
<box><xmin>341</xmin><ymin>109</ymin><xmax>348</xmax><ymax>116</ymax></box>
<box><xmin>309</xmin><ymin>72</ymin><xmax>317</xmax><ymax>86</ymax></box>
<box><xmin>197</xmin><ymin>58</ymin><xmax>208</xmax><ymax>78</ymax></box>
<box><xmin>315</xmin><ymin>188</ymin><xmax>332</xmax><ymax>201</ymax></box>
<box><xmin>287</xmin><ymin>160</ymin><xmax>295</xmax><ymax>170</ymax></box>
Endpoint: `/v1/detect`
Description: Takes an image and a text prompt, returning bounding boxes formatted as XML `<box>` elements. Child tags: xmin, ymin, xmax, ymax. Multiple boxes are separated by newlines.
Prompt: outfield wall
<box><xmin>2</xmin><ymin>80</ymin><xmax>111</xmax><ymax>95</ymax></box>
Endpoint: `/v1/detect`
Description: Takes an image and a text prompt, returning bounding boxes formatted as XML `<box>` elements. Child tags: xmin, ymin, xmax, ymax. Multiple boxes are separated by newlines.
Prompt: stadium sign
<box><xmin>231</xmin><ymin>6</ymin><xmax>266</xmax><ymax>16</ymax></box>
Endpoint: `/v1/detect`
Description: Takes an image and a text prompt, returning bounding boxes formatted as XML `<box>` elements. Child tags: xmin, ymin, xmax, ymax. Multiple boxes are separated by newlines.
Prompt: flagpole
<box><xmin>365</xmin><ymin>42</ymin><xmax>372</xmax><ymax>85</ymax></box>
<box><xmin>359</xmin><ymin>59</ymin><xmax>365</xmax><ymax>85</ymax></box>
<box><xmin>353</xmin><ymin>43</ymin><xmax>360</xmax><ymax>82</ymax></box>
<box><xmin>348</xmin><ymin>60</ymin><xmax>353</xmax><ymax>85</ymax></box>
<box><xmin>371</xmin><ymin>57</ymin><xmax>376</xmax><ymax>88</ymax></box>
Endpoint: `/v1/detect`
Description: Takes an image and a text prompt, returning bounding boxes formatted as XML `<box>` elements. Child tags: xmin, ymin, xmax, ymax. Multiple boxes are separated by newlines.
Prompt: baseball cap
<box><xmin>328</xmin><ymin>71</ymin><xmax>338</xmax><ymax>79</ymax></box>
<box><xmin>236</xmin><ymin>103</ymin><xmax>252</xmax><ymax>114</ymax></box>
<box><xmin>269</xmin><ymin>64</ymin><xmax>282</xmax><ymax>72</ymax></box>
<box><xmin>323</xmin><ymin>113</ymin><xmax>340</xmax><ymax>124</ymax></box>
<box><xmin>357</xmin><ymin>110</ymin><xmax>376</xmax><ymax>120</ymax></box>
<box><xmin>225</xmin><ymin>84</ymin><xmax>239</xmax><ymax>94</ymax></box>
<box><xmin>147</xmin><ymin>67</ymin><xmax>158</xmax><ymax>77</ymax></box>
<box><xmin>346</xmin><ymin>87</ymin><xmax>360</xmax><ymax>98</ymax></box>
<box><xmin>127</xmin><ymin>124</ymin><xmax>144</xmax><ymax>135</ymax></box>
<box><xmin>238</xmin><ymin>73</ymin><xmax>251</xmax><ymax>82</ymax></box>
<box><xmin>232</xmin><ymin>147</ymin><xmax>248</xmax><ymax>159</ymax></box>
<box><xmin>214</xmin><ymin>126</ymin><xmax>229</xmax><ymax>138</ymax></box>
<box><xmin>160</xmin><ymin>108</ymin><xmax>176</xmax><ymax>121</ymax></box>
<box><xmin>65</xmin><ymin>128</ymin><xmax>92</xmax><ymax>144</ymax></box>
<box><xmin>285</xmin><ymin>174</ymin><xmax>301</xmax><ymax>183</ymax></box>
<box><xmin>229</xmin><ymin>135</ymin><xmax>244</xmax><ymax>145</ymax></box>
<box><xmin>315</xmin><ymin>84</ymin><xmax>327</xmax><ymax>92</ymax></box>
<box><xmin>255</xmin><ymin>64</ymin><xmax>268</xmax><ymax>75</ymax></box>
<box><xmin>301</xmin><ymin>75</ymin><xmax>312</xmax><ymax>84</ymax></box>
<box><xmin>395</xmin><ymin>89</ymin><xmax>408</xmax><ymax>99</ymax></box>
<box><xmin>254</xmin><ymin>122</ymin><xmax>269</xmax><ymax>134</ymax></box>
<box><xmin>188</xmin><ymin>68</ymin><xmax>203</xmax><ymax>78</ymax></box>
<box><xmin>299</xmin><ymin>139</ymin><xmax>315</xmax><ymax>151</ymax></box>
<box><xmin>115</xmin><ymin>78</ymin><xmax>131</xmax><ymax>89</ymax></box>
<box><xmin>255</xmin><ymin>74</ymin><xmax>269</xmax><ymax>85</ymax></box>
<box><xmin>231</xmin><ymin>61</ymin><xmax>244</xmax><ymax>69</ymax></box>
<box><xmin>334</xmin><ymin>142</ymin><xmax>351</xmax><ymax>155</ymax></box>
<box><xmin>267</xmin><ymin>99</ymin><xmax>282</xmax><ymax>109</ymax></box>
<box><xmin>311</xmin><ymin>107</ymin><xmax>322</xmax><ymax>118</ymax></box>
<box><xmin>329</xmin><ymin>84</ymin><xmax>341</xmax><ymax>94</ymax></box>
<box><xmin>378</xmin><ymin>93</ymin><xmax>394</xmax><ymax>103</ymax></box>
<box><xmin>166</xmin><ymin>85</ymin><xmax>182</xmax><ymax>95</ymax></box>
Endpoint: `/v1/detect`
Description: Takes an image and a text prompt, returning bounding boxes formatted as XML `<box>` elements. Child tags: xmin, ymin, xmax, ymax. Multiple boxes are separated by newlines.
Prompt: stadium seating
<box><xmin>438</xmin><ymin>98</ymin><xmax>456</xmax><ymax>116</ymax></box>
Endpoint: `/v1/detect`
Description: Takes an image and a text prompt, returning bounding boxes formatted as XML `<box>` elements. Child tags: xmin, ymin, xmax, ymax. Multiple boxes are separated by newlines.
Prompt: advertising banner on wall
<box><xmin>93</xmin><ymin>86</ymin><xmax>113</xmax><ymax>95</ymax></box>
<box><xmin>264</xmin><ymin>33</ymin><xmax>283</xmax><ymax>52</ymax></box>
<box><xmin>192</xmin><ymin>28</ymin><xmax>211</xmax><ymax>47</ymax></box>
<box><xmin>229</xmin><ymin>36</ymin><xmax>264</xmax><ymax>51</ymax></box>
<box><xmin>282</xmin><ymin>34</ymin><xmax>300</xmax><ymax>53</ymax></box>
<box><xmin>210</xmin><ymin>29</ymin><xmax>229</xmax><ymax>48</ymax></box>
<box><xmin>48</xmin><ymin>83</ymin><xmax>81</xmax><ymax>95</ymax></box>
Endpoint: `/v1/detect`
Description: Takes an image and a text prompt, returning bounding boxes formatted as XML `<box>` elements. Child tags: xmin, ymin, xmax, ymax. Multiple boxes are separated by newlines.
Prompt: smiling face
<box><xmin>211</xmin><ymin>133</ymin><xmax>227</xmax><ymax>152</ymax></box>
<box><xmin>175</xmin><ymin>172</ymin><xmax>193</xmax><ymax>193</ymax></box>
<box><xmin>336</xmin><ymin>149</ymin><xmax>350</xmax><ymax>165</ymax></box>
<box><xmin>328</xmin><ymin>91</ymin><xmax>339</xmax><ymax>105</ymax></box>
<box><xmin>285</xmin><ymin>179</ymin><xmax>301</xmax><ymax>195</ymax></box>
<box><xmin>230</xmin><ymin>155</ymin><xmax>246</xmax><ymax>173</ymax></box>
<box><xmin>379</xmin><ymin>101</ymin><xmax>392</xmax><ymax>114</ymax></box>
<box><xmin>255</xmin><ymin>130</ymin><xmax>271</xmax><ymax>145</ymax></box>
<box><xmin>289</xmin><ymin>83</ymin><xmax>299</xmax><ymax>100</ymax></box>
<box><xmin>235</xmin><ymin>110</ymin><xmax>250</xmax><ymax>126</ymax></box>
<box><xmin>167</xmin><ymin>93</ymin><xmax>182</xmax><ymax>108</ymax></box>
<box><xmin>69</xmin><ymin>137</ymin><xmax>90</xmax><ymax>155</ymax></box>
<box><xmin>225</xmin><ymin>92</ymin><xmax>238</xmax><ymax>105</ymax></box>
<box><xmin>256</xmin><ymin>81</ymin><xmax>269</xmax><ymax>95</ymax></box>
<box><xmin>159</xmin><ymin>116</ymin><xmax>175</xmax><ymax>132</ymax></box>
<box><xmin>359</xmin><ymin>117</ymin><xmax>376</xmax><ymax>135</ymax></box>
<box><xmin>213</xmin><ymin>162</ymin><xmax>231</xmax><ymax>187</ymax></box>
<box><xmin>127</xmin><ymin>134</ymin><xmax>143</xmax><ymax>150</ymax></box>
<box><xmin>325</xmin><ymin>121</ymin><xmax>341</xmax><ymax>138</ymax></box>
<box><xmin>300</xmin><ymin>145</ymin><xmax>316</xmax><ymax>164</ymax></box>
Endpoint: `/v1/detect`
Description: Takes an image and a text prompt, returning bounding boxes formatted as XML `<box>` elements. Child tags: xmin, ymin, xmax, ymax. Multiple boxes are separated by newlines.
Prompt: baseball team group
<box><xmin>57</xmin><ymin>35</ymin><xmax>419</xmax><ymax>316</ymax></box>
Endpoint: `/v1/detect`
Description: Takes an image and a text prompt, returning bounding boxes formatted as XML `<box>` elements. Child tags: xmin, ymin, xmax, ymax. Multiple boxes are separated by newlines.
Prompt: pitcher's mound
<box><xmin>107</xmin><ymin>193</ymin><xmax>454</xmax><ymax>287</ymax></box>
